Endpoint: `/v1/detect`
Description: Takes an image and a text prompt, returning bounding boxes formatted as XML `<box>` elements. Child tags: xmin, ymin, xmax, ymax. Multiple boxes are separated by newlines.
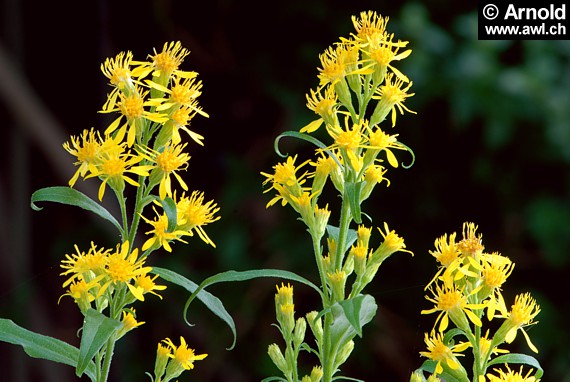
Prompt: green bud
<box><xmin>306</xmin><ymin>311</ymin><xmax>323</xmax><ymax>342</ymax></box>
<box><xmin>334</xmin><ymin>340</ymin><xmax>354</xmax><ymax>369</ymax></box>
<box><xmin>268</xmin><ymin>344</ymin><xmax>288</xmax><ymax>374</ymax></box>
<box><xmin>293</xmin><ymin>317</ymin><xmax>307</xmax><ymax>349</ymax></box>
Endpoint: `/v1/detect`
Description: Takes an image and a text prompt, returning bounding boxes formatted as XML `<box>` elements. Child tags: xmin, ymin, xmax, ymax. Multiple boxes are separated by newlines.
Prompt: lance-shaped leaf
<box><xmin>77</xmin><ymin>309</ymin><xmax>122</xmax><ymax>377</ymax></box>
<box><xmin>154</xmin><ymin>267</ymin><xmax>321</xmax><ymax>350</ymax></box>
<box><xmin>31</xmin><ymin>186</ymin><xmax>122</xmax><ymax>232</ymax></box>
<box><xmin>487</xmin><ymin>353</ymin><xmax>543</xmax><ymax>378</ymax></box>
<box><xmin>0</xmin><ymin>318</ymin><xmax>97</xmax><ymax>381</ymax></box>
<box><xmin>274</xmin><ymin>131</ymin><xmax>342</xmax><ymax>168</ymax></box>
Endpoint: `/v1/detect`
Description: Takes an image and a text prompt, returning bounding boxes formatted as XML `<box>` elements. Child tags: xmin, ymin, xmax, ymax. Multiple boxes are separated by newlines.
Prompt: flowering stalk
<box><xmin>10</xmin><ymin>41</ymin><xmax>217</xmax><ymax>382</ymax></box>
<box><xmin>412</xmin><ymin>222</ymin><xmax>543</xmax><ymax>382</ymax></box>
<box><xmin>262</xmin><ymin>11</ymin><xmax>415</xmax><ymax>381</ymax></box>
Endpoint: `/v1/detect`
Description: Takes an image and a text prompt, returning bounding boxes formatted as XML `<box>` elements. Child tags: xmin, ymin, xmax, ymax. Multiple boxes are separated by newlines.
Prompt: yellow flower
<box><xmin>367</xmin><ymin>126</ymin><xmax>408</xmax><ymax>167</ymax></box>
<box><xmin>169</xmin><ymin>104</ymin><xmax>205</xmax><ymax>145</ymax></box>
<box><xmin>317</xmin><ymin>45</ymin><xmax>348</xmax><ymax>87</ymax></box>
<box><xmin>457</xmin><ymin>222</ymin><xmax>485</xmax><ymax>258</ymax></box>
<box><xmin>376</xmin><ymin>222</ymin><xmax>413</xmax><ymax>257</ymax></box>
<box><xmin>175</xmin><ymin>191</ymin><xmax>220</xmax><ymax>247</ymax></box>
<box><xmin>103</xmin><ymin>242</ymin><xmax>152</xmax><ymax>301</ymax></box>
<box><xmin>301</xmin><ymin>86</ymin><xmax>339</xmax><ymax>134</ymax></box>
<box><xmin>101</xmin><ymin>51</ymin><xmax>142</xmax><ymax>94</ymax></box>
<box><xmin>487</xmin><ymin>364</ymin><xmax>540</xmax><ymax>382</ymax></box>
<box><xmin>58</xmin><ymin>278</ymin><xmax>102</xmax><ymax>313</ymax></box>
<box><xmin>419</xmin><ymin>332</ymin><xmax>468</xmax><ymax>375</ymax></box>
<box><xmin>141</xmin><ymin>207</ymin><xmax>189</xmax><ymax>253</ymax></box>
<box><xmin>63</xmin><ymin>128</ymin><xmax>105</xmax><ymax>187</ymax></box>
<box><xmin>134</xmin><ymin>273</ymin><xmax>167</xmax><ymax>299</ymax></box>
<box><xmin>60</xmin><ymin>242</ymin><xmax>110</xmax><ymax>288</ymax></box>
<box><xmin>139</xmin><ymin>143</ymin><xmax>191</xmax><ymax>200</ymax></box>
<box><xmin>116</xmin><ymin>309</ymin><xmax>145</xmax><ymax>338</ymax></box>
<box><xmin>144</xmin><ymin>41</ymin><xmax>195</xmax><ymax>80</ymax></box>
<box><xmin>102</xmin><ymin>85</ymin><xmax>169</xmax><ymax>146</ymax></box>
<box><xmin>275</xmin><ymin>283</ymin><xmax>295</xmax><ymax>334</ymax></box>
<box><xmin>147</xmin><ymin>76</ymin><xmax>208</xmax><ymax>118</ymax></box>
<box><xmin>163</xmin><ymin>336</ymin><xmax>207</xmax><ymax>371</ymax></box>
<box><xmin>422</xmin><ymin>280</ymin><xmax>485</xmax><ymax>332</ymax></box>
<box><xmin>495</xmin><ymin>293</ymin><xmax>540</xmax><ymax>353</ymax></box>
<box><xmin>351</xmin><ymin>11</ymin><xmax>389</xmax><ymax>43</ymax></box>
<box><xmin>430</xmin><ymin>233</ymin><xmax>461</xmax><ymax>268</ymax></box>
<box><xmin>86</xmin><ymin>139</ymin><xmax>153</xmax><ymax>201</ymax></box>
<box><xmin>261</xmin><ymin>155</ymin><xmax>311</xmax><ymax>207</ymax></box>
<box><xmin>371</xmin><ymin>73</ymin><xmax>415</xmax><ymax>127</ymax></box>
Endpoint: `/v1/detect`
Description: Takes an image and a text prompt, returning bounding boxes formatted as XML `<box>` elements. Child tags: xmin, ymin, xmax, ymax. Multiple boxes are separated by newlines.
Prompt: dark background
<box><xmin>1</xmin><ymin>0</ymin><xmax>569</xmax><ymax>381</ymax></box>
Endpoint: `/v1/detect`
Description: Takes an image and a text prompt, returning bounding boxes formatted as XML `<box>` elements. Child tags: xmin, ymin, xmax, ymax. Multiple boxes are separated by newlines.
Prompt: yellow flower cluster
<box><xmin>152</xmin><ymin>336</ymin><xmax>207</xmax><ymax>382</ymax></box>
<box><xmin>56</xmin><ymin>42</ymin><xmax>216</xmax><ymax>381</ymax></box>
<box><xmin>262</xmin><ymin>11</ymin><xmax>415</xmax><ymax>304</ymax></box>
<box><xmin>60</xmin><ymin>241</ymin><xmax>165</xmax><ymax>315</ymax></box>
<box><xmin>262</xmin><ymin>11</ymin><xmax>416</xmax><ymax>381</ymax></box>
<box><xmin>418</xmin><ymin>222</ymin><xmax>541</xmax><ymax>381</ymax></box>
<box><xmin>63</xmin><ymin>41</ymin><xmax>219</xmax><ymax>249</ymax></box>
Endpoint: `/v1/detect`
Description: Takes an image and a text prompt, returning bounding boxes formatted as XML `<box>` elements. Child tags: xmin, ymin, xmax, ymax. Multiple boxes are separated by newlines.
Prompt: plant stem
<box><xmin>334</xmin><ymin>197</ymin><xmax>352</xmax><ymax>272</ymax></box>
<box><xmin>127</xmin><ymin>176</ymin><xmax>146</xmax><ymax>247</ymax></box>
<box><xmin>98</xmin><ymin>338</ymin><xmax>116</xmax><ymax>382</ymax></box>
<box><xmin>312</xmin><ymin>233</ymin><xmax>330</xmax><ymax>308</ymax></box>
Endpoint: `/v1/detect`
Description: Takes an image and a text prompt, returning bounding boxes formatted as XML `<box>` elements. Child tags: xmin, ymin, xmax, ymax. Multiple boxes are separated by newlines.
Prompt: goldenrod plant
<box><xmin>411</xmin><ymin>223</ymin><xmax>543</xmax><ymax>382</ymax></box>
<box><xmin>0</xmin><ymin>41</ymin><xmax>219</xmax><ymax>382</ymax></box>
<box><xmin>259</xmin><ymin>11</ymin><xmax>416</xmax><ymax>381</ymax></box>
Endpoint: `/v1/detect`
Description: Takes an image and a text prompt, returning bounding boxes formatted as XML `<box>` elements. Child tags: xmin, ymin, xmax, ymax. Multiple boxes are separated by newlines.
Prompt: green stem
<box><xmin>321</xmin><ymin>313</ymin><xmax>336</xmax><ymax>382</ymax></box>
<box><xmin>334</xmin><ymin>197</ymin><xmax>352</xmax><ymax>273</ymax></box>
<box><xmin>127</xmin><ymin>177</ymin><xmax>146</xmax><ymax>247</ymax></box>
<box><xmin>114</xmin><ymin>188</ymin><xmax>129</xmax><ymax>240</ymax></box>
<box><xmin>98</xmin><ymin>338</ymin><xmax>116</xmax><ymax>382</ymax></box>
<box><xmin>311</xmin><ymin>233</ymin><xmax>330</xmax><ymax>308</ymax></box>
<box><xmin>473</xmin><ymin>324</ymin><xmax>482</xmax><ymax>382</ymax></box>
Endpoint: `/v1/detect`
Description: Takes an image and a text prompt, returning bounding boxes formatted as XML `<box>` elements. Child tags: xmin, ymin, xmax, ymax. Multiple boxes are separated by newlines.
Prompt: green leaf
<box><xmin>0</xmin><ymin>318</ymin><xmax>97</xmax><ymax>381</ymax></box>
<box><xmin>152</xmin><ymin>267</ymin><xmax>237</xmax><ymax>350</ymax></box>
<box><xmin>274</xmin><ymin>131</ymin><xmax>342</xmax><ymax>168</ymax></box>
<box><xmin>31</xmin><ymin>186</ymin><xmax>122</xmax><ymax>232</ymax></box>
<box><xmin>329</xmin><ymin>294</ymin><xmax>377</xmax><ymax>352</ymax></box>
<box><xmin>345</xmin><ymin>182</ymin><xmax>363</xmax><ymax>224</ymax></box>
<box><xmin>326</xmin><ymin>225</ymin><xmax>358</xmax><ymax>254</ymax></box>
<box><xmin>337</xmin><ymin>295</ymin><xmax>377</xmax><ymax>338</ymax></box>
<box><xmin>77</xmin><ymin>309</ymin><xmax>121</xmax><ymax>377</ymax></box>
<box><xmin>168</xmin><ymin>268</ymin><xmax>322</xmax><ymax>350</ymax></box>
<box><xmin>487</xmin><ymin>353</ymin><xmax>543</xmax><ymax>378</ymax></box>
<box><xmin>160</xmin><ymin>197</ymin><xmax>178</xmax><ymax>232</ymax></box>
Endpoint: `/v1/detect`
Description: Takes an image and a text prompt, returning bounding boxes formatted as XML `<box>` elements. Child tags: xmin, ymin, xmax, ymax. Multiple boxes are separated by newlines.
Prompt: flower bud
<box><xmin>293</xmin><ymin>317</ymin><xmax>307</xmax><ymax>348</ymax></box>
<box><xmin>268</xmin><ymin>344</ymin><xmax>288</xmax><ymax>374</ymax></box>
<box><xmin>334</xmin><ymin>340</ymin><xmax>354</xmax><ymax>369</ymax></box>
<box><xmin>306</xmin><ymin>311</ymin><xmax>323</xmax><ymax>342</ymax></box>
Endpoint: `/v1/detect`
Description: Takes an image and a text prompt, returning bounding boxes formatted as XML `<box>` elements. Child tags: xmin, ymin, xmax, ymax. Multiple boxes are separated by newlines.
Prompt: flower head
<box><xmin>422</xmin><ymin>280</ymin><xmax>485</xmax><ymax>332</ymax></box>
<box><xmin>147</xmin><ymin>41</ymin><xmax>194</xmax><ymax>79</ymax></box>
<box><xmin>419</xmin><ymin>332</ymin><xmax>468</xmax><ymax>375</ymax></box>
<box><xmin>103</xmin><ymin>242</ymin><xmax>152</xmax><ymax>301</ymax></box>
<box><xmin>495</xmin><ymin>293</ymin><xmax>540</xmax><ymax>353</ymax></box>
<box><xmin>139</xmin><ymin>143</ymin><xmax>191</xmax><ymax>199</ymax></box>
<box><xmin>487</xmin><ymin>364</ymin><xmax>540</xmax><ymax>382</ymax></box>
<box><xmin>63</xmin><ymin>128</ymin><xmax>105</xmax><ymax>187</ymax></box>
<box><xmin>261</xmin><ymin>155</ymin><xmax>311</xmax><ymax>208</ymax></box>
<box><xmin>163</xmin><ymin>336</ymin><xmax>207</xmax><ymax>372</ymax></box>
<box><xmin>141</xmin><ymin>207</ymin><xmax>189</xmax><ymax>253</ymax></box>
<box><xmin>86</xmin><ymin>139</ymin><xmax>153</xmax><ymax>200</ymax></box>
<box><xmin>175</xmin><ymin>191</ymin><xmax>220</xmax><ymax>247</ymax></box>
